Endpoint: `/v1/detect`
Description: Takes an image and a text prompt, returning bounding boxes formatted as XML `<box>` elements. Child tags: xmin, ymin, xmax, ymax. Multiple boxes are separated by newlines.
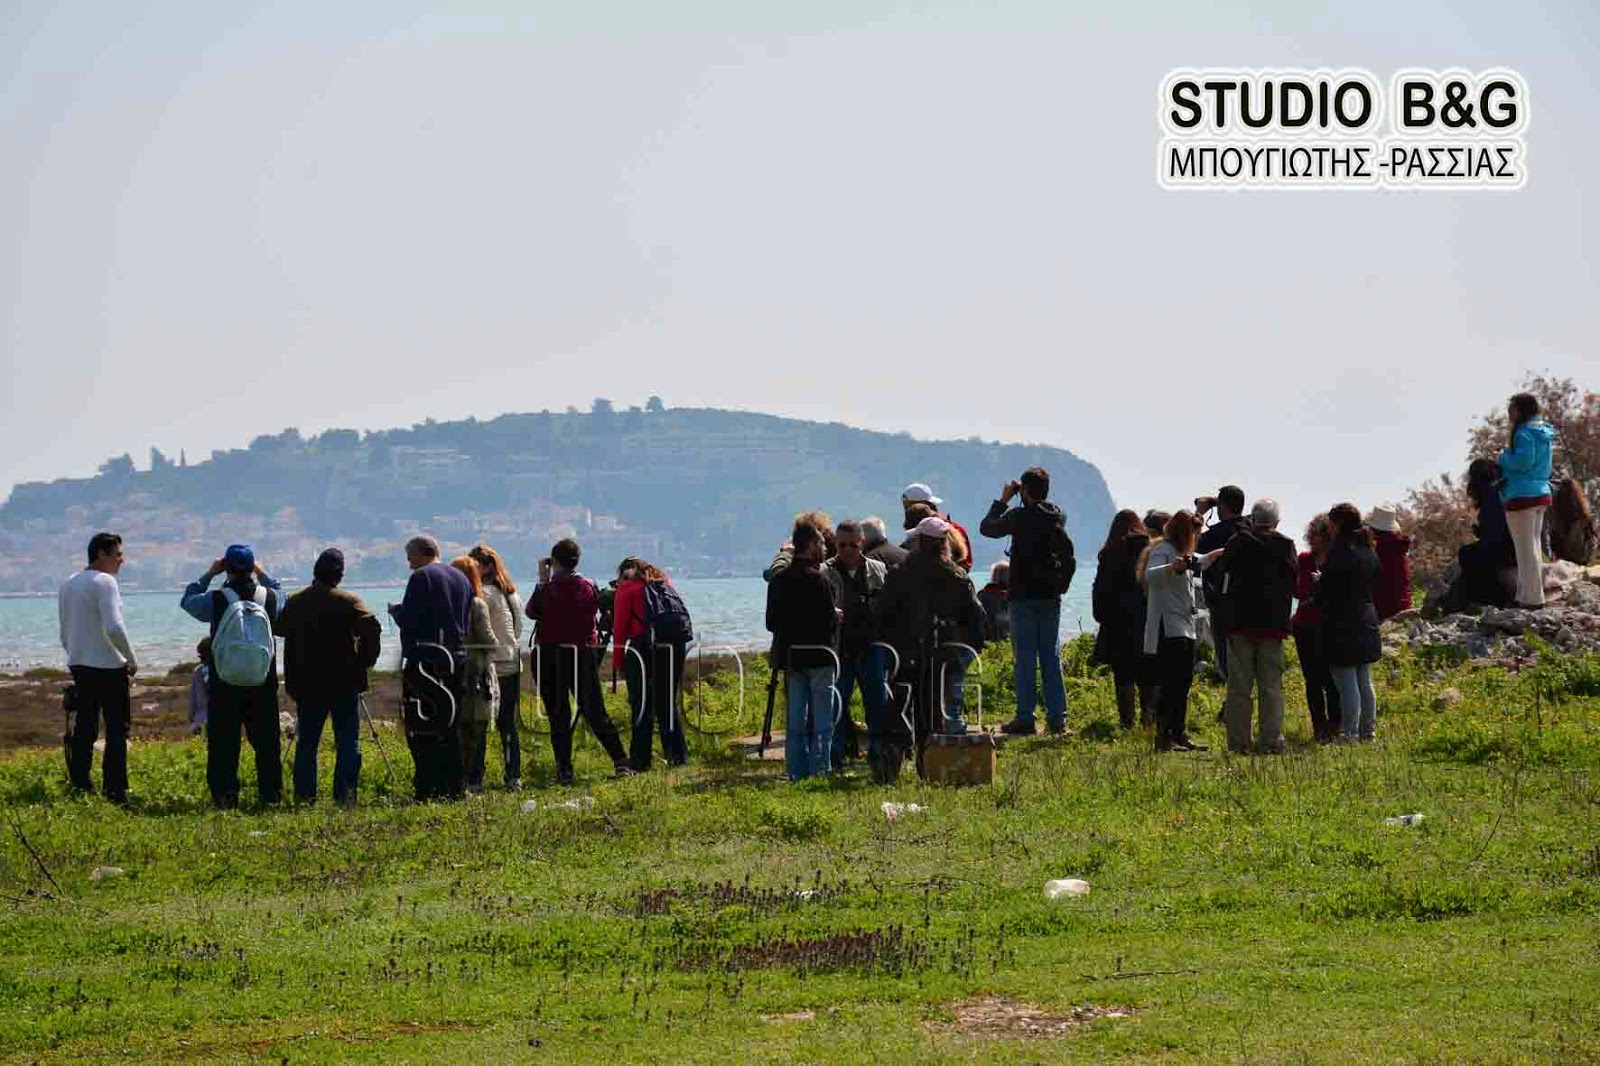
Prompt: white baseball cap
<box><xmin>902</xmin><ymin>483</ymin><xmax>943</xmax><ymax>507</ymax></box>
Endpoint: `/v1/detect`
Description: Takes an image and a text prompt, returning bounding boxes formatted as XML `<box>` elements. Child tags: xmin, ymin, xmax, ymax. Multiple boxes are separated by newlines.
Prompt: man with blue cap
<box><xmin>181</xmin><ymin>544</ymin><xmax>285</xmax><ymax>807</ymax></box>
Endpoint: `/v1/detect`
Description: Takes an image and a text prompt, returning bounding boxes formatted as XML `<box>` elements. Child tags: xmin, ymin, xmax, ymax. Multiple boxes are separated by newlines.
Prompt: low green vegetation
<box><xmin>2</xmin><ymin>639</ymin><xmax>1598</xmax><ymax>1062</ymax></box>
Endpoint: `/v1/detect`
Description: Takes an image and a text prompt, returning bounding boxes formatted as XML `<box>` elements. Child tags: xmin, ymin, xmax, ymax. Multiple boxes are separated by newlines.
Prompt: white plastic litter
<box><xmin>1043</xmin><ymin>878</ymin><xmax>1091</xmax><ymax>899</ymax></box>
<box><xmin>248</xmin><ymin>830</ymin><xmax>266</xmax><ymax>839</ymax></box>
<box><xmin>881</xmin><ymin>802</ymin><xmax>927</xmax><ymax>822</ymax></box>
<box><xmin>90</xmin><ymin>866</ymin><xmax>124</xmax><ymax>882</ymax></box>
<box><xmin>519</xmin><ymin>799</ymin><xmax>539</xmax><ymax>813</ymax></box>
<box><xmin>555</xmin><ymin>796</ymin><xmax>596</xmax><ymax>811</ymax></box>
<box><xmin>1384</xmin><ymin>813</ymin><xmax>1426</xmax><ymax>827</ymax></box>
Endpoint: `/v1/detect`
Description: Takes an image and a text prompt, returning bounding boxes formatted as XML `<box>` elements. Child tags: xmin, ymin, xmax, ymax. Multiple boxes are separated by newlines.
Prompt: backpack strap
<box><xmin>211</xmin><ymin>587</ymin><xmax>234</xmax><ymax>638</ymax></box>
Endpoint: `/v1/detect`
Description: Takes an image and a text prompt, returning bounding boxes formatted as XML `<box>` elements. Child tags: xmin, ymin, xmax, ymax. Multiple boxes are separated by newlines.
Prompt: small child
<box><xmin>188</xmin><ymin>637</ymin><xmax>211</xmax><ymax>736</ymax></box>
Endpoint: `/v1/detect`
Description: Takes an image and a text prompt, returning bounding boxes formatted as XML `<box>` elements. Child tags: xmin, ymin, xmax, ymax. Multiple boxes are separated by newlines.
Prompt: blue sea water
<box><xmin>0</xmin><ymin>575</ymin><xmax>1097</xmax><ymax>672</ymax></box>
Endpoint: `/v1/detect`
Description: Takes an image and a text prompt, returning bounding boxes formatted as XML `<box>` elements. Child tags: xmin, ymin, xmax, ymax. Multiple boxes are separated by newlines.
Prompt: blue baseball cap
<box><xmin>224</xmin><ymin>543</ymin><xmax>256</xmax><ymax>572</ymax></box>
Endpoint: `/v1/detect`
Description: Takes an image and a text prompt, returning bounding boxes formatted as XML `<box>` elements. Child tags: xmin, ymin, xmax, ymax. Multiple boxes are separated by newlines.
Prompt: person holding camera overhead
<box><xmin>1142</xmin><ymin>511</ymin><xmax>1224</xmax><ymax>752</ymax></box>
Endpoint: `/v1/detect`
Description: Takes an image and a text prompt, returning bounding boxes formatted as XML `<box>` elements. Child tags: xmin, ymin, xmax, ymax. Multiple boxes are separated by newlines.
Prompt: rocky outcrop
<box><xmin>1388</xmin><ymin>562</ymin><xmax>1600</xmax><ymax>664</ymax></box>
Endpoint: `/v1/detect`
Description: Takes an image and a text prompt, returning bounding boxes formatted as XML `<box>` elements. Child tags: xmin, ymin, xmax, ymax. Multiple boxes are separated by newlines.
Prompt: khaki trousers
<box><xmin>1224</xmin><ymin>635</ymin><xmax>1285</xmax><ymax>754</ymax></box>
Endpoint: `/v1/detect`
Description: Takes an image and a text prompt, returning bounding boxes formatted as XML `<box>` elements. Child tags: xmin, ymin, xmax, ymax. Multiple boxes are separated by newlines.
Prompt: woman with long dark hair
<box><xmin>469</xmin><ymin>544</ymin><xmax>524</xmax><ymax>788</ymax></box>
<box><xmin>1093</xmin><ymin>509</ymin><xmax>1153</xmax><ymax>729</ymax></box>
<box><xmin>1142</xmin><ymin>510</ymin><xmax>1222</xmax><ymax>751</ymax></box>
<box><xmin>1498</xmin><ymin>392</ymin><xmax>1556</xmax><ymax>607</ymax></box>
<box><xmin>1548</xmin><ymin>477</ymin><xmax>1597</xmax><ymax>565</ymax></box>
<box><xmin>1291</xmin><ymin>514</ymin><xmax>1341</xmax><ymax>743</ymax></box>
<box><xmin>1317</xmin><ymin>503</ymin><xmax>1381</xmax><ymax>741</ymax></box>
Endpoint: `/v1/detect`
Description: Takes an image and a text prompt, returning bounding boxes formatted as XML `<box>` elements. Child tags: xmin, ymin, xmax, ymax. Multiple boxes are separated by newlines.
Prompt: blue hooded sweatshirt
<box><xmin>1498</xmin><ymin>418</ymin><xmax>1556</xmax><ymax>504</ymax></box>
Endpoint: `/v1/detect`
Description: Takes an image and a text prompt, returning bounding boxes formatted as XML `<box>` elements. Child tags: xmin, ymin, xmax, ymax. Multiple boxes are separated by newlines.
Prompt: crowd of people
<box><xmin>54</xmin><ymin>392</ymin><xmax>1594</xmax><ymax>806</ymax></box>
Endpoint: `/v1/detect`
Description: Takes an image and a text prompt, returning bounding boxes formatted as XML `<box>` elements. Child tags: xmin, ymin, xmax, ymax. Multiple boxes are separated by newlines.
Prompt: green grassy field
<box><xmin>2</xmin><ymin>639</ymin><xmax>1598</xmax><ymax>1063</ymax></box>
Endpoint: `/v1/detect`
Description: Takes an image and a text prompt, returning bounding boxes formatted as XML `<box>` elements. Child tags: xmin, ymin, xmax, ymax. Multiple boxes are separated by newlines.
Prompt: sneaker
<box><xmin>1173</xmin><ymin>735</ymin><xmax>1209</xmax><ymax>752</ymax></box>
<box><xmin>999</xmin><ymin>718</ymin><xmax>1038</xmax><ymax>736</ymax></box>
<box><xmin>612</xmin><ymin>764</ymin><xmax>638</xmax><ymax>779</ymax></box>
<box><xmin>505</xmin><ymin>777</ymin><xmax>522</xmax><ymax>791</ymax></box>
<box><xmin>1046</xmin><ymin>722</ymin><xmax>1071</xmax><ymax>737</ymax></box>
<box><xmin>555</xmin><ymin>768</ymin><xmax>576</xmax><ymax>786</ymax></box>
<box><xmin>1155</xmin><ymin>738</ymin><xmax>1177</xmax><ymax>752</ymax></box>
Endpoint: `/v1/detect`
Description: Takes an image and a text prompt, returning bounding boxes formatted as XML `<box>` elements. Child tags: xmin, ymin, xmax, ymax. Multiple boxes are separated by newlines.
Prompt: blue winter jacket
<box><xmin>1498</xmin><ymin>418</ymin><xmax>1556</xmax><ymax>504</ymax></box>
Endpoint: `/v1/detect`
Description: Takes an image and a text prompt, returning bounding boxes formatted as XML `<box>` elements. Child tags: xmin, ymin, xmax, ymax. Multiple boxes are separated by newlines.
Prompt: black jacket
<box><xmin>1216</xmin><ymin>526</ymin><xmax>1298</xmax><ymax>637</ymax></box>
<box><xmin>1092</xmin><ymin>533</ymin><xmax>1149</xmax><ymax>662</ymax></box>
<box><xmin>978</xmin><ymin>499</ymin><xmax>1074</xmax><ymax>601</ymax></box>
<box><xmin>1316</xmin><ymin>533</ymin><xmax>1382</xmax><ymax>667</ymax></box>
<box><xmin>863</xmin><ymin>531</ymin><xmax>909</xmax><ymax>569</ymax></box>
<box><xmin>275</xmin><ymin>582</ymin><xmax>383</xmax><ymax>702</ymax></box>
<box><xmin>1197</xmin><ymin>515</ymin><xmax>1249</xmax><ymax>614</ymax></box>
<box><xmin>873</xmin><ymin>549</ymin><xmax>986</xmax><ymax>665</ymax></box>
<box><xmin>766</xmin><ymin>562</ymin><xmax>839</xmax><ymax>671</ymax></box>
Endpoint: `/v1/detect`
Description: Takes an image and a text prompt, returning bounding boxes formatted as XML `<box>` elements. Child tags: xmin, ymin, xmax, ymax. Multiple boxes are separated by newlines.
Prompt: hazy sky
<box><xmin>2</xmin><ymin>1</ymin><xmax>1596</xmax><ymax>538</ymax></box>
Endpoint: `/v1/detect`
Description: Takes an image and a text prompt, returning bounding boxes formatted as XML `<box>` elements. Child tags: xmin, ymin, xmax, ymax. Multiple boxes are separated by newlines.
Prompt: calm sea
<box><xmin>0</xmin><ymin>575</ymin><xmax>1098</xmax><ymax>672</ymax></box>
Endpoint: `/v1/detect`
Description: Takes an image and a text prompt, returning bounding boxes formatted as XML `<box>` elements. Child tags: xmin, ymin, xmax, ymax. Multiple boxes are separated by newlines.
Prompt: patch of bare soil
<box><xmin>926</xmin><ymin>996</ymin><xmax>1136</xmax><ymax>1040</ymax></box>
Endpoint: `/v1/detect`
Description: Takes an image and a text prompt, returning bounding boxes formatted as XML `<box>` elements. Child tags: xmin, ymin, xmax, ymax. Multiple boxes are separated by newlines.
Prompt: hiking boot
<box><xmin>555</xmin><ymin>767</ymin><xmax>577</xmax><ymax>786</ymax></box>
<box><xmin>1046</xmin><ymin>721</ymin><xmax>1071</xmax><ymax>737</ymax></box>
<box><xmin>999</xmin><ymin>718</ymin><xmax>1037</xmax><ymax>736</ymax></box>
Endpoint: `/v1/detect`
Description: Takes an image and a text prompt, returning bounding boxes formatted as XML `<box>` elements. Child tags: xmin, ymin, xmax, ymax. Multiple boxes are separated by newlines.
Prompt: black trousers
<box><xmin>1293</xmin><ymin>623</ymin><xmax>1342</xmax><ymax>739</ymax></box>
<box><xmin>407</xmin><ymin>728</ymin><xmax>464</xmax><ymax>801</ymax></box>
<box><xmin>626</xmin><ymin>640</ymin><xmax>688</xmax><ymax>771</ymax></box>
<box><xmin>208</xmin><ymin>678</ymin><xmax>282</xmax><ymax>806</ymax></box>
<box><xmin>1155</xmin><ymin>635</ymin><xmax>1197</xmax><ymax>744</ymax></box>
<box><xmin>66</xmin><ymin>666</ymin><xmax>131</xmax><ymax>801</ymax></box>
<box><xmin>494</xmin><ymin>672</ymin><xmax>522</xmax><ymax>783</ymax></box>
<box><xmin>538</xmin><ymin>645</ymin><xmax>628</xmax><ymax>773</ymax></box>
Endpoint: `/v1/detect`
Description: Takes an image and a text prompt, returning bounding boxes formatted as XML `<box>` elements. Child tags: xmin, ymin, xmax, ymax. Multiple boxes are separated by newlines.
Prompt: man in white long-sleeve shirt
<box><xmin>57</xmin><ymin>532</ymin><xmax>138</xmax><ymax>803</ymax></box>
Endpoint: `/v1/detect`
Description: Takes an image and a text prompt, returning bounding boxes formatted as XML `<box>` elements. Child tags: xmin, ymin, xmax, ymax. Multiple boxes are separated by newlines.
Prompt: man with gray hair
<box><xmin>389</xmin><ymin>534</ymin><xmax>471</xmax><ymax>799</ymax></box>
<box><xmin>1215</xmin><ymin>499</ymin><xmax>1298</xmax><ymax>754</ymax></box>
<box><xmin>860</xmin><ymin>516</ymin><xmax>908</xmax><ymax>569</ymax></box>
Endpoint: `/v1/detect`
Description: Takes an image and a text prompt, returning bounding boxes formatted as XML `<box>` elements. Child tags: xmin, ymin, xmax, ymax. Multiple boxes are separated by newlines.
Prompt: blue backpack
<box><xmin>642</xmin><ymin>580</ymin><xmax>693</xmax><ymax>646</ymax></box>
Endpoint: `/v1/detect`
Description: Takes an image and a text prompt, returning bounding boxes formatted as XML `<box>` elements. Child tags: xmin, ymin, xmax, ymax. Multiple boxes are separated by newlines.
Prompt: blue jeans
<box><xmin>1330</xmin><ymin>663</ymin><xmax>1377</xmax><ymax>739</ymax></box>
<box><xmin>939</xmin><ymin>646</ymin><xmax>977</xmax><ymax>733</ymax></box>
<box><xmin>294</xmin><ymin>694</ymin><xmax>362</xmax><ymax>803</ymax></box>
<box><xmin>785</xmin><ymin>665</ymin><xmax>836</xmax><ymax>781</ymax></box>
<box><xmin>1010</xmin><ymin>597</ymin><xmax>1066</xmax><ymax>729</ymax></box>
<box><xmin>833</xmin><ymin>647</ymin><xmax>890</xmax><ymax>765</ymax></box>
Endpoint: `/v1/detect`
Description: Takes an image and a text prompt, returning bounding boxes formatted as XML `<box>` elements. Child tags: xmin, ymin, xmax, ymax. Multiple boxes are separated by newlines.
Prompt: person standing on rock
<box><xmin>1499</xmin><ymin>392</ymin><xmax>1557</xmax><ymax>608</ymax></box>
<box><xmin>181</xmin><ymin>544</ymin><xmax>286</xmax><ymax>807</ymax></box>
<box><xmin>58</xmin><ymin>532</ymin><xmax>139</xmax><ymax>805</ymax></box>
<box><xmin>1216</xmin><ymin>500</ymin><xmax>1298</xmax><ymax>755</ymax></box>
<box><xmin>1316</xmin><ymin>504</ymin><xmax>1382</xmax><ymax>742</ymax></box>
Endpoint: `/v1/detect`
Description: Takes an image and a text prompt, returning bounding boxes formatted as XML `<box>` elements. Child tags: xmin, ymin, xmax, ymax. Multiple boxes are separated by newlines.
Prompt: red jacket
<box><xmin>612</xmin><ymin>578</ymin><xmax>647</xmax><ymax>671</ymax></box>
<box><xmin>1372</xmin><ymin>530</ymin><xmax>1413</xmax><ymax>621</ymax></box>
<box><xmin>1291</xmin><ymin>551</ymin><xmax>1322</xmax><ymax>629</ymax></box>
<box><xmin>526</xmin><ymin>572</ymin><xmax>600</xmax><ymax>649</ymax></box>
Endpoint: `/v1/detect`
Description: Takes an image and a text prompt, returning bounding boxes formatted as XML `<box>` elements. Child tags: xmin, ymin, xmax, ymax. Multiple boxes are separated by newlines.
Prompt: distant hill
<box><xmin>0</xmin><ymin>405</ymin><xmax>1115</xmax><ymax>591</ymax></box>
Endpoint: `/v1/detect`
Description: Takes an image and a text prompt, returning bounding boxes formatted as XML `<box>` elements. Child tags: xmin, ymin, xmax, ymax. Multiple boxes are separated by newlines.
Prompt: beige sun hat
<box><xmin>1366</xmin><ymin>503</ymin><xmax>1401</xmax><ymax>533</ymax></box>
